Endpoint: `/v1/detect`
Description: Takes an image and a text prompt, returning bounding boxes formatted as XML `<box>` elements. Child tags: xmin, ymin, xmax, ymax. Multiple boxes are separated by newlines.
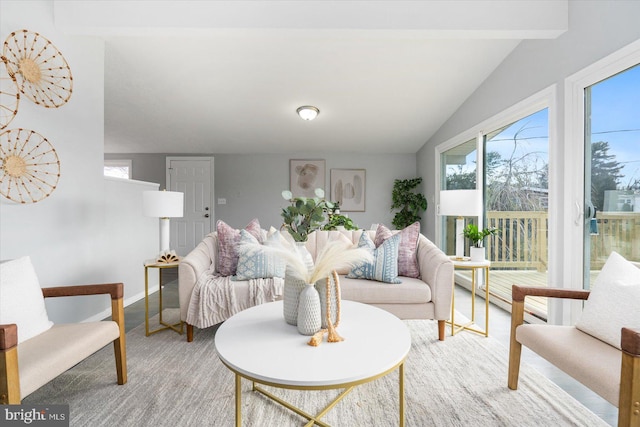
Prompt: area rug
<box><xmin>24</xmin><ymin>312</ymin><xmax>608</xmax><ymax>426</ymax></box>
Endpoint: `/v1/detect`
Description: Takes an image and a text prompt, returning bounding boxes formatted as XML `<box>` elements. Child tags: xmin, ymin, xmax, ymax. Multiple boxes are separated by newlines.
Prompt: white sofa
<box><xmin>179</xmin><ymin>229</ymin><xmax>454</xmax><ymax>342</ymax></box>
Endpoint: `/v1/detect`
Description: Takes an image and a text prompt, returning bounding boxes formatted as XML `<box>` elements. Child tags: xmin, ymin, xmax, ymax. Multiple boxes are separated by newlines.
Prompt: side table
<box><xmin>144</xmin><ymin>261</ymin><xmax>183</xmax><ymax>336</ymax></box>
<box><xmin>449</xmin><ymin>258</ymin><xmax>490</xmax><ymax>337</ymax></box>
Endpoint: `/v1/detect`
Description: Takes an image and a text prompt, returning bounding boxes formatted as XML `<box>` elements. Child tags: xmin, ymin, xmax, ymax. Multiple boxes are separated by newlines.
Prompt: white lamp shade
<box><xmin>439</xmin><ymin>189</ymin><xmax>481</xmax><ymax>217</ymax></box>
<box><xmin>143</xmin><ymin>191</ymin><xmax>184</xmax><ymax>218</ymax></box>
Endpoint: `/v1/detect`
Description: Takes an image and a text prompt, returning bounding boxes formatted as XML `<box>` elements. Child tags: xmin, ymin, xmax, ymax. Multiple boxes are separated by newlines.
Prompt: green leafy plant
<box><xmin>463</xmin><ymin>224</ymin><xmax>499</xmax><ymax>248</ymax></box>
<box><xmin>322</xmin><ymin>203</ymin><xmax>359</xmax><ymax>231</ymax></box>
<box><xmin>390</xmin><ymin>177</ymin><xmax>428</xmax><ymax>230</ymax></box>
<box><xmin>280</xmin><ymin>189</ymin><xmax>334</xmax><ymax>242</ymax></box>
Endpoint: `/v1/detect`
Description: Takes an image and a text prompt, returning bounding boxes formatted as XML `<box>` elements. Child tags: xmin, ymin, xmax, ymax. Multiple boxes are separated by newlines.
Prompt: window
<box><xmin>104</xmin><ymin>160</ymin><xmax>132</xmax><ymax>179</ymax></box>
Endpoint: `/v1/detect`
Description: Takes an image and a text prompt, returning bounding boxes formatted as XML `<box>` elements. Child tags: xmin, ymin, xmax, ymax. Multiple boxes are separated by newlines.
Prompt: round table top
<box><xmin>214</xmin><ymin>300</ymin><xmax>411</xmax><ymax>388</ymax></box>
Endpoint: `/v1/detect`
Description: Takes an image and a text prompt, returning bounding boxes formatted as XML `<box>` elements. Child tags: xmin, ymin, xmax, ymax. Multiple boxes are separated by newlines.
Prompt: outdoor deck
<box><xmin>455</xmin><ymin>269</ymin><xmax>601</xmax><ymax>321</ymax></box>
<box><xmin>455</xmin><ymin>269</ymin><xmax>548</xmax><ymax>318</ymax></box>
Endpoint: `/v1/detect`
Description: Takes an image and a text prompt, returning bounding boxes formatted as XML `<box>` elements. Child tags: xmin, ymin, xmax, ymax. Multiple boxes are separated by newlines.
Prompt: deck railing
<box><xmin>478</xmin><ymin>211</ymin><xmax>640</xmax><ymax>271</ymax></box>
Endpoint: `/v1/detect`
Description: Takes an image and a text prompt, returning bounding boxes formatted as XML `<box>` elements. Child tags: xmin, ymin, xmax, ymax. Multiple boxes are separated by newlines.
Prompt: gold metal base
<box><xmin>144</xmin><ymin>262</ymin><xmax>184</xmax><ymax>337</ymax></box>
<box><xmin>450</xmin><ymin>263</ymin><xmax>490</xmax><ymax>337</ymax></box>
<box><xmin>230</xmin><ymin>362</ymin><xmax>405</xmax><ymax>426</ymax></box>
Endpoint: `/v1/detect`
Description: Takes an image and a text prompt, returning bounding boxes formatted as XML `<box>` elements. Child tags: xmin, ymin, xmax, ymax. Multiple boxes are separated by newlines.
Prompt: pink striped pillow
<box><xmin>216</xmin><ymin>219</ymin><xmax>262</xmax><ymax>276</ymax></box>
<box><xmin>374</xmin><ymin>222</ymin><xmax>420</xmax><ymax>278</ymax></box>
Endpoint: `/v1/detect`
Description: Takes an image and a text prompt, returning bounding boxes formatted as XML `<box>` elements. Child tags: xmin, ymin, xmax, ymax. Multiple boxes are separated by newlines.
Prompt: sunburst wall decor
<box><xmin>0</xmin><ymin>64</ymin><xmax>19</xmax><ymax>129</ymax></box>
<box><xmin>0</xmin><ymin>128</ymin><xmax>60</xmax><ymax>204</ymax></box>
<box><xmin>2</xmin><ymin>29</ymin><xmax>73</xmax><ymax>108</ymax></box>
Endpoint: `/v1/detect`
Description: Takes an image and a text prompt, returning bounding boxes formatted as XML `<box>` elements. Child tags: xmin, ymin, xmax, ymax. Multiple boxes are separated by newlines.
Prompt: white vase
<box><xmin>470</xmin><ymin>246</ymin><xmax>485</xmax><ymax>262</ymax></box>
<box><xmin>283</xmin><ymin>242</ymin><xmax>314</xmax><ymax>325</ymax></box>
<box><xmin>297</xmin><ymin>283</ymin><xmax>322</xmax><ymax>335</ymax></box>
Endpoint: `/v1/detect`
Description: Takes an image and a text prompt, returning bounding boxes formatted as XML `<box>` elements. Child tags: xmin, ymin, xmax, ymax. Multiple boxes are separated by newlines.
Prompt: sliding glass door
<box><xmin>484</xmin><ymin>109</ymin><xmax>549</xmax><ymax>318</ymax></box>
<box><xmin>438</xmin><ymin>101</ymin><xmax>551</xmax><ymax>319</ymax></box>
<box><xmin>583</xmin><ymin>64</ymin><xmax>640</xmax><ymax>289</ymax></box>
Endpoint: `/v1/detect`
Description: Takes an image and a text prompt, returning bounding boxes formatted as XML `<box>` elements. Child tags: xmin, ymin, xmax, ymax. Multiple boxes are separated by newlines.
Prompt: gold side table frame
<box><xmin>225</xmin><ymin>360</ymin><xmax>406</xmax><ymax>427</ymax></box>
<box><xmin>144</xmin><ymin>262</ymin><xmax>183</xmax><ymax>336</ymax></box>
<box><xmin>449</xmin><ymin>259</ymin><xmax>490</xmax><ymax>337</ymax></box>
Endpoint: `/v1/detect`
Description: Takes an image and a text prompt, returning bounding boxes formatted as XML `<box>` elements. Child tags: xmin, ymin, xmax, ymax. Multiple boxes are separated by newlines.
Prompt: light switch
<box><xmin>218</xmin><ymin>198</ymin><xmax>227</xmax><ymax>205</ymax></box>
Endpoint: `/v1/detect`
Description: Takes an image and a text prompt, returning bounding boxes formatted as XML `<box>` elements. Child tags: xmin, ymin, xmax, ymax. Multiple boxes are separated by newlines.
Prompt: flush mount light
<box><xmin>296</xmin><ymin>106</ymin><xmax>320</xmax><ymax>121</ymax></box>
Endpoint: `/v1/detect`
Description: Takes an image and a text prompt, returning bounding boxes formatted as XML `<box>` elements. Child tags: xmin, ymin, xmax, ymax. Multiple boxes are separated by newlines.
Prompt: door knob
<box><xmin>205</xmin><ymin>207</ymin><xmax>209</xmax><ymax>211</ymax></box>
<box><xmin>204</xmin><ymin>213</ymin><xmax>209</xmax><ymax>218</ymax></box>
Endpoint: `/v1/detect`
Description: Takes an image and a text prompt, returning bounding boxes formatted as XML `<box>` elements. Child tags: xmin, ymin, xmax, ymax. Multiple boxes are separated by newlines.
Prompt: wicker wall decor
<box><xmin>0</xmin><ymin>128</ymin><xmax>60</xmax><ymax>204</ymax></box>
<box><xmin>0</xmin><ymin>65</ymin><xmax>19</xmax><ymax>129</ymax></box>
<box><xmin>2</xmin><ymin>29</ymin><xmax>73</xmax><ymax>108</ymax></box>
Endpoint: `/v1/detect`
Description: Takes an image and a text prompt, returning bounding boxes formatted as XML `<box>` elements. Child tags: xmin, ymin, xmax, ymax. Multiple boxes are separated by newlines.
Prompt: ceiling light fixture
<box><xmin>296</xmin><ymin>106</ymin><xmax>319</xmax><ymax>121</ymax></box>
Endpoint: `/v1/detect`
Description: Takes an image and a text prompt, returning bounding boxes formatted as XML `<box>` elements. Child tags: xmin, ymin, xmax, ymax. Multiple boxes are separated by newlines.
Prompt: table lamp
<box><xmin>439</xmin><ymin>189</ymin><xmax>481</xmax><ymax>259</ymax></box>
<box><xmin>143</xmin><ymin>190</ymin><xmax>184</xmax><ymax>260</ymax></box>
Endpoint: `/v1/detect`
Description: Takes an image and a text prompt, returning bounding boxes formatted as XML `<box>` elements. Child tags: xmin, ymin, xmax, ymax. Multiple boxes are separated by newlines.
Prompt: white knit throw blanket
<box><xmin>186</xmin><ymin>269</ymin><xmax>284</xmax><ymax>329</ymax></box>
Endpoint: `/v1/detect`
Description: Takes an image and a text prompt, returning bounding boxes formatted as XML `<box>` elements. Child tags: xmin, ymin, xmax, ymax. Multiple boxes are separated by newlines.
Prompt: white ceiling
<box><xmin>54</xmin><ymin>1</ymin><xmax>567</xmax><ymax>154</ymax></box>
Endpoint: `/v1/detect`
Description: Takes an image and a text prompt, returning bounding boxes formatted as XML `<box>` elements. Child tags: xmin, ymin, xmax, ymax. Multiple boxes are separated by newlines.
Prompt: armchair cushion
<box><xmin>0</xmin><ymin>256</ymin><xmax>53</xmax><ymax>343</ymax></box>
<box><xmin>575</xmin><ymin>251</ymin><xmax>640</xmax><ymax>349</ymax></box>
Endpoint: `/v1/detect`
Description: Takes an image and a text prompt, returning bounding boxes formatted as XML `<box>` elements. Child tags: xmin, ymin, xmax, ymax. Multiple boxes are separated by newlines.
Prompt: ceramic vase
<box><xmin>315</xmin><ymin>277</ymin><xmax>339</xmax><ymax>329</ymax></box>
<box><xmin>283</xmin><ymin>242</ymin><xmax>314</xmax><ymax>325</ymax></box>
<box><xmin>470</xmin><ymin>246</ymin><xmax>485</xmax><ymax>262</ymax></box>
<box><xmin>297</xmin><ymin>283</ymin><xmax>322</xmax><ymax>335</ymax></box>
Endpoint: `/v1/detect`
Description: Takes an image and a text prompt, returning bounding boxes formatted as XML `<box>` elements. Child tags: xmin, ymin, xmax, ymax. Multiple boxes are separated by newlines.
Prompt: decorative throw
<box><xmin>575</xmin><ymin>251</ymin><xmax>640</xmax><ymax>349</ymax></box>
<box><xmin>216</xmin><ymin>218</ymin><xmax>262</xmax><ymax>276</ymax></box>
<box><xmin>347</xmin><ymin>232</ymin><xmax>401</xmax><ymax>284</ymax></box>
<box><xmin>0</xmin><ymin>256</ymin><xmax>54</xmax><ymax>343</ymax></box>
<box><xmin>235</xmin><ymin>230</ymin><xmax>286</xmax><ymax>280</ymax></box>
<box><xmin>186</xmin><ymin>268</ymin><xmax>284</xmax><ymax>328</ymax></box>
<box><xmin>374</xmin><ymin>222</ymin><xmax>420</xmax><ymax>278</ymax></box>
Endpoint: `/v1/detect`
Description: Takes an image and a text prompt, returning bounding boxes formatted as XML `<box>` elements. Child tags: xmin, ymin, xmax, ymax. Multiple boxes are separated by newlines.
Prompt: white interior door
<box><xmin>166</xmin><ymin>157</ymin><xmax>213</xmax><ymax>256</ymax></box>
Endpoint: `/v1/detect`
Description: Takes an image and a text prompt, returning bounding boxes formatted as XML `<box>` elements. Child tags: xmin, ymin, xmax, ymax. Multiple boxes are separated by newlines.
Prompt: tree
<box><xmin>590</xmin><ymin>141</ymin><xmax>624</xmax><ymax>211</ymax></box>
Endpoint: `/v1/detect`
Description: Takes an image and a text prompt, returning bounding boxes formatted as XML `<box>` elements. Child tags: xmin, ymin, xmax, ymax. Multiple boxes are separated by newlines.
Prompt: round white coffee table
<box><xmin>215</xmin><ymin>300</ymin><xmax>411</xmax><ymax>426</ymax></box>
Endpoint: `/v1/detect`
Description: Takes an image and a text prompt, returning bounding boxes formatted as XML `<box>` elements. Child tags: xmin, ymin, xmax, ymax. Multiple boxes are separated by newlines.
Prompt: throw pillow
<box><xmin>0</xmin><ymin>256</ymin><xmax>54</xmax><ymax>343</ymax></box>
<box><xmin>347</xmin><ymin>232</ymin><xmax>402</xmax><ymax>284</ymax></box>
<box><xmin>235</xmin><ymin>230</ymin><xmax>286</xmax><ymax>280</ymax></box>
<box><xmin>216</xmin><ymin>218</ymin><xmax>262</xmax><ymax>276</ymax></box>
<box><xmin>575</xmin><ymin>251</ymin><xmax>640</xmax><ymax>349</ymax></box>
<box><xmin>374</xmin><ymin>222</ymin><xmax>420</xmax><ymax>278</ymax></box>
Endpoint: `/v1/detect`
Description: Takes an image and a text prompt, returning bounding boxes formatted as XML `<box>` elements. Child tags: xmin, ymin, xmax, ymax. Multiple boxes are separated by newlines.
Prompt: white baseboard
<box><xmin>82</xmin><ymin>284</ymin><xmax>160</xmax><ymax>323</ymax></box>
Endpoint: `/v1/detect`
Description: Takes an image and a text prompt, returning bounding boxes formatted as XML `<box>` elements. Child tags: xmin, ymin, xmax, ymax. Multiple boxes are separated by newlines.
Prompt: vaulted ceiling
<box><xmin>54</xmin><ymin>1</ymin><xmax>567</xmax><ymax>154</ymax></box>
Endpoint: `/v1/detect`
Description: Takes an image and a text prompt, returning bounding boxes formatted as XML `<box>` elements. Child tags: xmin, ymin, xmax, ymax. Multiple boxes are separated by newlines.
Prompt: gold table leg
<box><xmin>448</xmin><ymin>266</ymin><xmax>490</xmax><ymax>337</ymax></box>
<box><xmin>145</xmin><ymin>265</ymin><xmax>183</xmax><ymax>336</ymax></box>
<box><xmin>236</xmin><ymin>374</ymin><xmax>242</xmax><ymax>427</ymax></box>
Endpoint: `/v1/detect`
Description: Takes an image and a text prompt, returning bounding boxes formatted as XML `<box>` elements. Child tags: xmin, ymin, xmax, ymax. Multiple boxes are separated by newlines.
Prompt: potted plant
<box><xmin>463</xmin><ymin>224</ymin><xmax>499</xmax><ymax>261</ymax></box>
<box><xmin>390</xmin><ymin>177</ymin><xmax>427</xmax><ymax>230</ymax></box>
<box><xmin>322</xmin><ymin>202</ymin><xmax>359</xmax><ymax>231</ymax></box>
<box><xmin>280</xmin><ymin>188</ymin><xmax>333</xmax><ymax>242</ymax></box>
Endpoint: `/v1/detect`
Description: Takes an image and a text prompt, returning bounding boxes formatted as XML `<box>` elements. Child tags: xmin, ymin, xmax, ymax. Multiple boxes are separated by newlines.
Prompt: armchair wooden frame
<box><xmin>508</xmin><ymin>285</ymin><xmax>640</xmax><ymax>427</ymax></box>
<box><xmin>0</xmin><ymin>282</ymin><xmax>127</xmax><ymax>404</ymax></box>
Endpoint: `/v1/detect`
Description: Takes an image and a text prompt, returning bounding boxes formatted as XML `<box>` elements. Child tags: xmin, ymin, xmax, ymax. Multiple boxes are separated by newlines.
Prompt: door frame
<box><xmin>564</xmin><ymin>39</ymin><xmax>640</xmax><ymax>325</ymax></box>
<box><xmin>166</xmin><ymin>156</ymin><xmax>214</xmax><ymax>251</ymax></box>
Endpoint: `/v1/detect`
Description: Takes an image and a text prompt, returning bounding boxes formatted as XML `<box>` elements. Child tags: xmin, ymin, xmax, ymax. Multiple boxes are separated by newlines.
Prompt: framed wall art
<box><xmin>330</xmin><ymin>169</ymin><xmax>365</xmax><ymax>212</ymax></box>
<box><xmin>289</xmin><ymin>159</ymin><xmax>325</xmax><ymax>198</ymax></box>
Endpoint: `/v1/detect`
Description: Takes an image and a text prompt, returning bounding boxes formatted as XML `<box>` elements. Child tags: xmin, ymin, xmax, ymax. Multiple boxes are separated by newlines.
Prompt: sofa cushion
<box><xmin>575</xmin><ymin>251</ymin><xmax>640</xmax><ymax>349</ymax></box>
<box><xmin>235</xmin><ymin>230</ymin><xmax>286</xmax><ymax>280</ymax></box>
<box><xmin>216</xmin><ymin>219</ymin><xmax>262</xmax><ymax>276</ymax></box>
<box><xmin>0</xmin><ymin>256</ymin><xmax>54</xmax><ymax>344</ymax></box>
<box><xmin>374</xmin><ymin>222</ymin><xmax>420</xmax><ymax>278</ymax></box>
<box><xmin>347</xmin><ymin>232</ymin><xmax>401</xmax><ymax>284</ymax></box>
<box><xmin>517</xmin><ymin>324</ymin><xmax>621</xmax><ymax>405</ymax></box>
<box><xmin>339</xmin><ymin>275</ymin><xmax>431</xmax><ymax>304</ymax></box>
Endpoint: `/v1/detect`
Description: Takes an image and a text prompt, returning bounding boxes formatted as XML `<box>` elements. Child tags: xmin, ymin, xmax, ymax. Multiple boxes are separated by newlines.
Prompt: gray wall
<box><xmin>106</xmin><ymin>152</ymin><xmax>419</xmax><ymax>233</ymax></box>
<box><xmin>417</xmin><ymin>0</ymin><xmax>640</xmax><ymax>239</ymax></box>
